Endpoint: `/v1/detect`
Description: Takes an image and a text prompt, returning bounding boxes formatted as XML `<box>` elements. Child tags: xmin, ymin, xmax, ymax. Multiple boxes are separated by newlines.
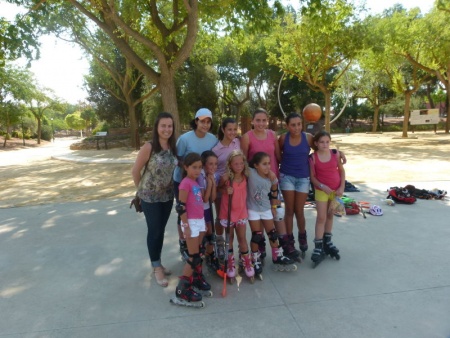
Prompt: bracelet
<box><xmin>319</xmin><ymin>184</ymin><xmax>324</xmax><ymax>188</ymax></box>
<box><xmin>181</xmin><ymin>222</ymin><xmax>189</xmax><ymax>228</ymax></box>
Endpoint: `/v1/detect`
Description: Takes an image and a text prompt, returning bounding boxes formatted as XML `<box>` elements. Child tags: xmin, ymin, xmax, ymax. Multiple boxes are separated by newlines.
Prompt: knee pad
<box><xmin>268</xmin><ymin>229</ymin><xmax>278</xmax><ymax>243</ymax></box>
<box><xmin>251</xmin><ymin>231</ymin><xmax>264</xmax><ymax>245</ymax></box>
<box><xmin>187</xmin><ymin>253</ymin><xmax>202</xmax><ymax>270</ymax></box>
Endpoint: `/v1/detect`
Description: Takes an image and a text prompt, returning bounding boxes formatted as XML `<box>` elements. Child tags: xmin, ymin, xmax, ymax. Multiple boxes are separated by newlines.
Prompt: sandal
<box><xmin>153</xmin><ymin>267</ymin><xmax>168</xmax><ymax>287</ymax></box>
<box><xmin>161</xmin><ymin>265</ymin><xmax>172</xmax><ymax>276</ymax></box>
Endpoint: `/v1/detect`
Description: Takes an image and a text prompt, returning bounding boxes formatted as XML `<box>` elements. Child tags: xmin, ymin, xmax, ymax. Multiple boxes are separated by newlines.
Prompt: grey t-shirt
<box><xmin>246</xmin><ymin>168</ymin><xmax>278</xmax><ymax>212</ymax></box>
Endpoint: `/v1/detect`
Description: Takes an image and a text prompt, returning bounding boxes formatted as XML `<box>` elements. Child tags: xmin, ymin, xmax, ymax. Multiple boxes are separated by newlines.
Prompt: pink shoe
<box><xmin>241</xmin><ymin>253</ymin><xmax>255</xmax><ymax>278</ymax></box>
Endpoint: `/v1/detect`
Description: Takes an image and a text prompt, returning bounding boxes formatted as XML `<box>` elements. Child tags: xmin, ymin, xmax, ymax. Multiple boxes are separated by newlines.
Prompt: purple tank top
<box><xmin>280</xmin><ymin>132</ymin><xmax>310</xmax><ymax>178</ymax></box>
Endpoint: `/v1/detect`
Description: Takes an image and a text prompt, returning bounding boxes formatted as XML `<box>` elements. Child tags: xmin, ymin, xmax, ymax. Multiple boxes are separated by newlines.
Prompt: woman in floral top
<box><xmin>132</xmin><ymin>112</ymin><xmax>178</xmax><ymax>287</ymax></box>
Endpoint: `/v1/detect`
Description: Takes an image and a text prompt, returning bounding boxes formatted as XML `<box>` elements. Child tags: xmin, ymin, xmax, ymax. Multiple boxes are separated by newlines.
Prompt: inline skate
<box><xmin>170</xmin><ymin>276</ymin><xmax>205</xmax><ymax>308</ymax></box>
<box><xmin>272</xmin><ymin>247</ymin><xmax>297</xmax><ymax>272</ymax></box>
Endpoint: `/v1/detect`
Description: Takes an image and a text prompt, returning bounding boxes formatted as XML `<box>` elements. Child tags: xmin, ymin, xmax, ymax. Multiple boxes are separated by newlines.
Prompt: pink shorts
<box><xmin>219</xmin><ymin>218</ymin><xmax>247</xmax><ymax>228</ymax></box>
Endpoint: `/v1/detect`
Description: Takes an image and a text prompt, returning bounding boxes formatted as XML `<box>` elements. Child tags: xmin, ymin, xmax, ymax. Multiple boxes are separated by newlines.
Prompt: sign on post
<box><xmin>410</xmin><ymin>109</ymin><xmax>439</xmax><ymax>133</ymax></box>
<box><xmin>410</xmin><ymin>109</ymin><xmax>440</xmax><ymax>125</ymax></box>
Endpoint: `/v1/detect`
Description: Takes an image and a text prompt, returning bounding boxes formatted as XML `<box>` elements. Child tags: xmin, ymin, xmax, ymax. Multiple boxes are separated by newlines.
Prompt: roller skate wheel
<box><xmin>291</xmin><ymin>264</ymin><xmax>298</xmax><ymax>271</ymax></box>
<box><xmin>272</xmin><ymin>265</ymin><xmax>284</xmax><ymax>272</ymax></box>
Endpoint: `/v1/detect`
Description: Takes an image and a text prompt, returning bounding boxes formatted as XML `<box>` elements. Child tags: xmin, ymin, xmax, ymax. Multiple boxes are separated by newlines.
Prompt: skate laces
<box><xmin>242</xmin><ymin>255</ymin><xmax>253</xmax><ymax>271</ymax></box>
<box><xmin>275</xmin><ymin>247</ymin><xmax>284</xmax><ymax>257</ymax></box>
<box><xmin>227</xmin><ymin>255</ymin><xmax>235</xmax><ymax>267</ymax></box>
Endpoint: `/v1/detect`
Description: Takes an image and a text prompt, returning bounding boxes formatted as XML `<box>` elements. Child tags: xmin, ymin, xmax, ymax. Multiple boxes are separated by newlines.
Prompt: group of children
<box><xmin>171</xmin><ymin>129</ymin><xmax>345</xmax><ymax>308</ymax></box>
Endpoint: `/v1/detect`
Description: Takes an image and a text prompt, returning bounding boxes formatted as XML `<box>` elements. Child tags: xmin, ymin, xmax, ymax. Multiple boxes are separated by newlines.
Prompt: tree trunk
<box><xmin>445</xmin><ymin>82</ymin><xmax>450</xmax><ymax>134</ymax></box>
<box><xmin>159</xmin><ymin>70</ymin><xmax>180</xmax><ymax>136</ymax></box>
<box><xmin>128</xmin><ymin>102</ymin><xmax>138</xmax><ymax>149</ymax></box>
<box><xmin>3</xmin><ymin>111</ymin><xmax>9</xmax><ymax>148</ymax></box>
<box><xmin>37</xmin><ymin>118</ymin><xmax>41</xmax><ymax>144</ymax></box>
<box><xmin>426</xmin><ymin>83</ymin><xmax>435</xmax><ymax>108</ymax></box>
<box><xmin>324</xmin><ymin>90</ymin><xmax>331</xmax><ymax>133</ymax></box>
<box><xmin>402</xmin><ymin>92</ymin><xmax>411</xmax><ymax>138</ymax></box>
<box><xmin>372</xmin><ymin>105</ymin><xmax>380</xmax><ymax>133</ymax></box>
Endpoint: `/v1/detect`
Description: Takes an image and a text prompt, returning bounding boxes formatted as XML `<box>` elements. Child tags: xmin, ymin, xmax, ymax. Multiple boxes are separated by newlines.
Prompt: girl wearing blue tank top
<box><xmin>279</xmin><ymin>112</ymin><xmax>347</xmax><ymax>259</ymax></box>
<box><xmin>279</xmin><ymin>113</ymin><xmax>314</xmax><ymax>258</ymax></box>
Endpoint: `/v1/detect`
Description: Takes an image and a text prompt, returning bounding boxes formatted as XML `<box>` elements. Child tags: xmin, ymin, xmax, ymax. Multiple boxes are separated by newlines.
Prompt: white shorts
<box><xmin>182</xmin><ymin>218</ymin><xmax>206</xmax><ymax>238</ymax></box>
<box><xmin>248</xmin><ymin>209</ymin><xmax>273</xmax><ymax>221</ymax></box>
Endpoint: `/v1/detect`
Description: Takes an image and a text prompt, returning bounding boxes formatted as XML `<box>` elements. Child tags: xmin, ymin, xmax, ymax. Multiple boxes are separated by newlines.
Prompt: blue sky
<box><xmin>2</xmin><ymin>0</ymin><xmax>434</xmax><ymax>104</ymax></box>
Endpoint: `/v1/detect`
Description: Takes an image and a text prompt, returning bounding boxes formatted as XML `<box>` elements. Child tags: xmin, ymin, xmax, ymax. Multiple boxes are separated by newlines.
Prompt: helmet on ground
<box><xmin>369</xmin><ymin>205</ymin><xmax>383</xmax><ymax>216</ymax></box>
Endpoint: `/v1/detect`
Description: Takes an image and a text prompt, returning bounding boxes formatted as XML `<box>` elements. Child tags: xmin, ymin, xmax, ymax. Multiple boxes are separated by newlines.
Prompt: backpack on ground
<box><xmin>341</xmin><ymin>196</ymin><xmax>360</xmax><ymax>215</ymax></box>
<box><xmin>387</xmin><ymin>186</ymin><xmax>417</xmax><ymax>204</ymax></box>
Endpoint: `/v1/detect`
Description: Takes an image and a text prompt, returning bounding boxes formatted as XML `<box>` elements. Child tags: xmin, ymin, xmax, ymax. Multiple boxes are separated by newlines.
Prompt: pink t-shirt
<box><xmin>247</xmin><ymin>130</ymin><xmax>279</xmax><ymax>177</ymax></box>
<box><xmin>310</xmin><ymin>151</ymin><xmax>341</xmax><ymax>191</ymax></box>
<box><xmin>219</xmin><ymin>178</ymin><xmax>248</xmax><ymax>222</ymax></box>
<box><xmin>179</xmin><ymin>177</ymin><xmax>204</xmax><ymax>219</ymax></box>
<box><xmin>212</xmin><ymin>138</ymin><xmax>241</xmax><ymax>177</ymax></box>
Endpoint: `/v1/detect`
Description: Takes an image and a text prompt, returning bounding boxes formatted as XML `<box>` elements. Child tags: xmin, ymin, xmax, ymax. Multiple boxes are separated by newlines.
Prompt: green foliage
<box><xmin>92</xmin><ymin>122</ymin><xmax>110</xmax><ymax>135</ymax></box>
<box><xmin>40</xmin><ymin>124</ymin><xmax>52</xmax><ymax>141</ymax></box>
<box><xmin>0</xmin><ymin>11</ymin><xmax>40</xmax><ymax>65</ymax></box>
<box><xmin>266</xmin><ymin>0</ymin><xmax>366</xmax><ymax>131</ymax></box>
<box><xmin>65</xmin><ymin>112</ymin><xmax>85</xmax><ymax>131</ymax></box>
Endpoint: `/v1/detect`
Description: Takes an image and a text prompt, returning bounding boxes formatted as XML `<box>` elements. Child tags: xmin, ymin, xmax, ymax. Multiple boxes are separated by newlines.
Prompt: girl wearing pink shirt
<box><xmin>309</xmin><ymin>131</ymin><xmax>345</xmax><ymax>267</ymax></box>
<box><xmin>218</xmin><ymin>150</ymin><xmax>254</xmax><ymax>282</ymax></box>
<box><xmin>172</xmin><ymin>153</ymin><xmax>212</xmax><ymax>307</ymax></box>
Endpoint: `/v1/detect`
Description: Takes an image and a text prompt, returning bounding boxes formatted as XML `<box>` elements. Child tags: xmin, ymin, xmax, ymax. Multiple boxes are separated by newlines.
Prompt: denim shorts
<box><xmin>279</xmin><ymin>173</ymin><xmax>310</xmax><ymax>193</ymax></box>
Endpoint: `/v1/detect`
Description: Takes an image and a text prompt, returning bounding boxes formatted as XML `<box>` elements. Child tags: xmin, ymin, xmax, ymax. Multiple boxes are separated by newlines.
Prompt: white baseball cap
<box><xmin>195</xmin><ymin>108</ymin><xmax>213</xmax><ymax>120</ymax></box>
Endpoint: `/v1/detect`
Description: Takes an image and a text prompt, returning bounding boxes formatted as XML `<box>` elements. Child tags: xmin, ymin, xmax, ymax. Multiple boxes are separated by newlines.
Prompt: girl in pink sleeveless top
<box><xmin>241</xmin><ymin>108</ymin><xmax>280</xmax><ymax>178</ymax></box>
<box><xmin>309</xmin><ymin>131</ymin><xmax>345</xmax><ymax>266</ymax></box>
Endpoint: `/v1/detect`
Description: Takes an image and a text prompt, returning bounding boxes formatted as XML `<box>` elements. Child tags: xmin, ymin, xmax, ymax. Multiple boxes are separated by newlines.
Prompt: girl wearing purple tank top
<box><xmin>278</xmin><ymin>113</ymin><xmax>314</xmax><ymax>258</ymax></box>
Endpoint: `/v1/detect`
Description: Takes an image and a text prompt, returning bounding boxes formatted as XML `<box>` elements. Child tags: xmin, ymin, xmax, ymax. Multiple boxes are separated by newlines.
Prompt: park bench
<box><xmin>95</xmin><ymin>131</ymin><xmax>108</xmax><ymax>150</ymax></box>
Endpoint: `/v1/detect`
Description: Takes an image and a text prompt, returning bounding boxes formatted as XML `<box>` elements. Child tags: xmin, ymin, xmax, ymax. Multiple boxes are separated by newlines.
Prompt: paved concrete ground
<box><xmin>1</xmin><ymin>134</ymin><xmax>450</xmax><ymax>338</ymax></box>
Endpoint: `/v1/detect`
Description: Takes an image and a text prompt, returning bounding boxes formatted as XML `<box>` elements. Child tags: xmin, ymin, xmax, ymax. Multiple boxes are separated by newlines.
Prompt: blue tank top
<box><xmin>280</xmin><ymin>132</ymin><xmax>310</xmax><ymax>178</ymax></box>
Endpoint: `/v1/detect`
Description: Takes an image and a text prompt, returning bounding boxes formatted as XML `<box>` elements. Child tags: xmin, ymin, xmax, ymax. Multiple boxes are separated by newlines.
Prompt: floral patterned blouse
<box><xmin>138</xmin><ymin>149</ymin><xmax>177</xmax><ymax>203</ymax></box>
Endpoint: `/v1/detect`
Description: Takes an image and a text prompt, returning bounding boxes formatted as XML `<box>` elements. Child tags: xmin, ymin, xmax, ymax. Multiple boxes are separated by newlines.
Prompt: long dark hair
<box><xmin>151</xmin><ymin>112</ymin><xmax>177</xmax><ymax>154</ymax></box>
<box><xmin>217</xmin><ymin>117</ymin><xmax>237</xmax><ymax>141</ymax></box>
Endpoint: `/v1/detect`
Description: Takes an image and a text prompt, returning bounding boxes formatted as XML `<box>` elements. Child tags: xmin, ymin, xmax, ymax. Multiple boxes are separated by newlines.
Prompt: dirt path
<box><xmin>1</xmin><ymin>132</ymin><xmax>449</xmax><ymax>208</ymax></box>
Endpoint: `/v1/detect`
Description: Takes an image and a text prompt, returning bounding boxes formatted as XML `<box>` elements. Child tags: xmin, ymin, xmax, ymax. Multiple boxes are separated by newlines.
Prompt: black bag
<box><xmin>130</xmin><ymin>193</ymin><xmax>143</xmax><ymax>213</ymax></box>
